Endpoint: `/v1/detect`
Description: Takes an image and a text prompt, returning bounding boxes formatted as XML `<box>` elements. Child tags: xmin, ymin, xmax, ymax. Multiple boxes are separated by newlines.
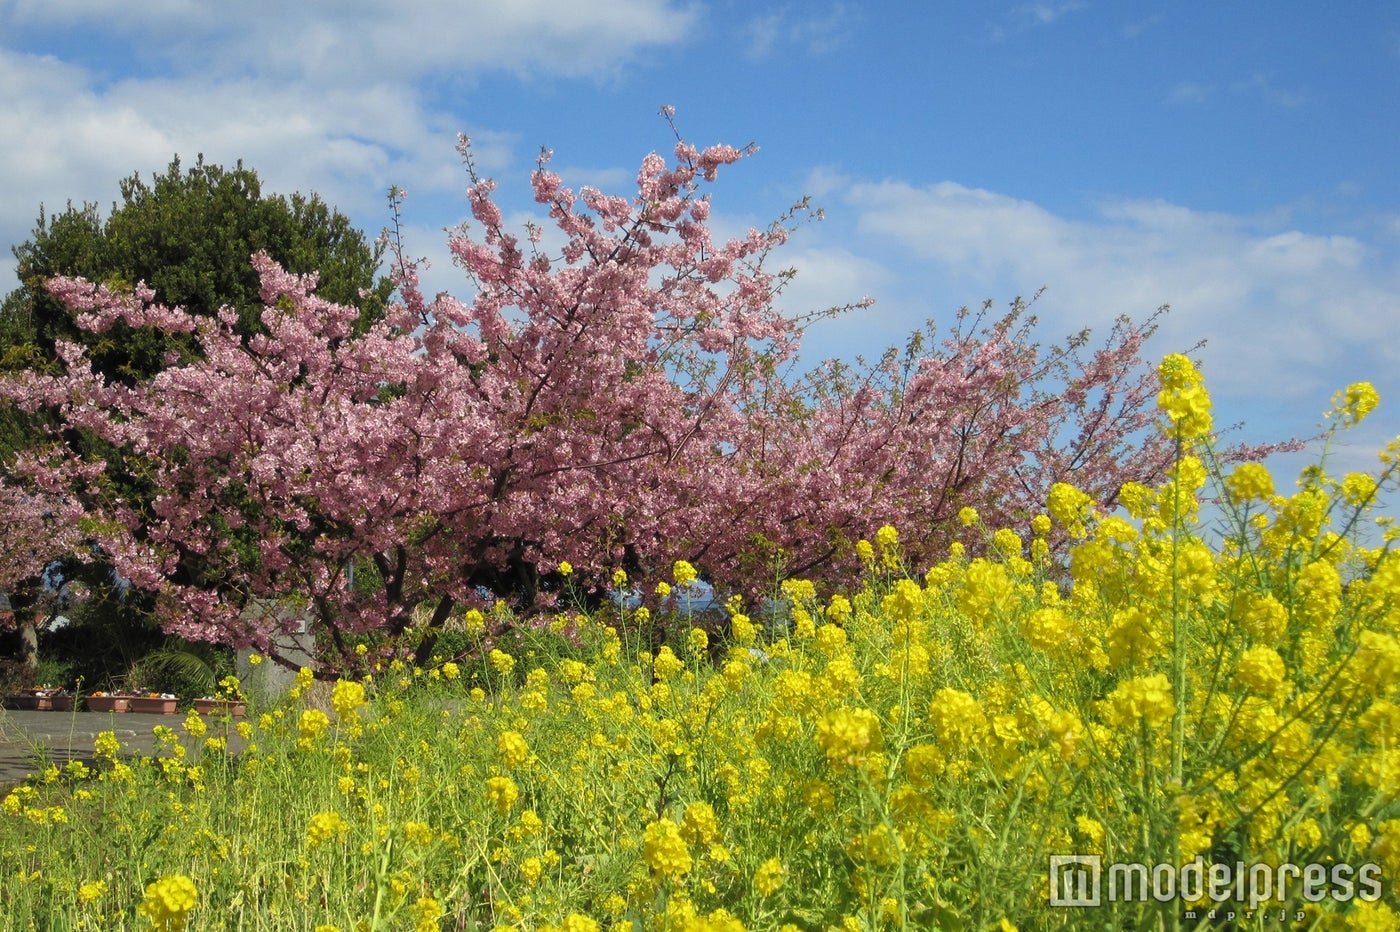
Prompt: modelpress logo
<box><xmin>1049</xmin><ymin>855</ymin><xmax>1382</xmax><ymax>910</ymax></box>
<box><xmin>1049</xmin><ymin>855</ymin><xmax>1101</xmax><ymax>906</ymax></box>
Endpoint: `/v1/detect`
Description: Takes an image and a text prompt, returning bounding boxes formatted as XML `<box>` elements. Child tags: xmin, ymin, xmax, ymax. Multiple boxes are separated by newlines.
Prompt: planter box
<box><xmin>192</xmin><ymin>698</ymin><xmax>246</xmax><ymax>717</ymax></box>
<box><xmin>4</xmin><ymin>693</ymin><xmax>74</xmax><ymax>711</ymax></box>
<box><xmin>85</xmin><ymin>695</ymin><xmax>132</xmax><ymax>713</ymax></box>
<box><xmin>127</xmin><ymin>697</ymin><xmax>178</xmax><ymax>714</ymax></box>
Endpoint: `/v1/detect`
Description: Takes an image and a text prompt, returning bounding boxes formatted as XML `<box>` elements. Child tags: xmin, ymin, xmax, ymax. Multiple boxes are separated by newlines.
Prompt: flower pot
<box><xmin>127</xmin><ymin>696</ymin><xmax>178</xmax><ymax>714</ymax></box>
<box><xmin>85</xmin><ymin>695</ymin><xmax>132</xmax><ymax>713</ymax></box>
<box><xmin>193</xmin><ymin>698</ymin><xmax>246</xmax><ymax>717</ymax></box>
<box><xmin>4</xmin><ymin>692</ymin><xmax>73</xmax><ymax>711</ymax></box>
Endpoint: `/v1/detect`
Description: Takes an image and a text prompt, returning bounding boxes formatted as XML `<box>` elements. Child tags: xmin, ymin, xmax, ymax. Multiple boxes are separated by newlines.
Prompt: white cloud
<box><xmin>742</xmin><ymin>4</ymin><xmax>854</xmax><ymax>59</ymax></box>
<box><xmin>838</xmin><ymin>178</ymin><xmax>1400</xmax><ymax>413</ymax></box>
<box><xmin>744</xmin><ymin>12</ymin><xmax>785</xmax><ymax>59</ymax></box>
<box><xmin>0</xmin><ymin>0</ymin><xmax>700</xmax><ymax>296</ymax></box>
<box><xmin>0</xmin><ymin>42</ymin><xmax>536</xmax><ymax>296</ymax></box>
<box><xmin>1170</xmin><ymin>74</ymin><xmax>1312</xmax><ymax>110</ymax></box>
<box><xmin>1017</xmin><ymin>2</ymin><xmax>1086</xmax><ymax>26</ymax></box>
<box><xmin>772</xmin><ymin>244</ymin><xmax>890</xmax><ymax>357</ymax></box>
<box><xmin>989</xmin><ymin>1</ymin><xmax>1086</xmax><ymax>40</ymax></box>
<box><xmin>0</xmin><ymin>51</ymin><xmax>181</xmax><ymax>283</ymax></box>
<box><xmin>1234</xmin><ymin>73</ymin><xmax>1311</xmax><ymax>109</ymax></box>
<box><xmin>5</xmin><ymin>1</ymin><xmax>698</xmax><ymax>85</ymax></box>
<box><xmin>1169</xmin><ymin>81</ymin><xmax>1211</xmax><ymax>104</ymax></box>
<box><xmin>1121</xmin><ymin>13</ymin><xmax>1163</xmax><ymax>39</ymax></box>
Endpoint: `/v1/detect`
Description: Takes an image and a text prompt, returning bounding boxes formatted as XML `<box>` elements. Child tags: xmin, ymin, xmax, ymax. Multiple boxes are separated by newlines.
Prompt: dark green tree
<box><xmin>1</xmin><ymin>154</ymin><xmax>390</xmax><ymax>387</ymax></box>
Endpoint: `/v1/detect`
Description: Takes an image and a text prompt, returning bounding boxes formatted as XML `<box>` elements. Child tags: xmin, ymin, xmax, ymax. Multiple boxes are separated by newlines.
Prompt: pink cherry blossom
<box><xmin>0</xmin><ymin>130</ymin><xmax>1226</xmax><ymax>674</ymax></box>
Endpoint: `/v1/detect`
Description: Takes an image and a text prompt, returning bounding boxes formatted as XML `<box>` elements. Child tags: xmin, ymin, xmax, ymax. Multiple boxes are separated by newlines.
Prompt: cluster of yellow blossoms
<box><xmin>3</xmin><ymin>363</ymin><xmax>1399</xmax><ymax>930</ymax></box>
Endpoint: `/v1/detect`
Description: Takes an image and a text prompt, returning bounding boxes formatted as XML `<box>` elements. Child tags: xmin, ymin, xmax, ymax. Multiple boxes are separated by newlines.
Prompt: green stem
<box><xmin>1170</xmin><ymin>437</ymin><xmax>1186</xmax><ymax>932</ymax></box>
<box><xmin>369</xmin><ymin>835</ymin><xmax>394</xmax><ymax>931</ymax></box>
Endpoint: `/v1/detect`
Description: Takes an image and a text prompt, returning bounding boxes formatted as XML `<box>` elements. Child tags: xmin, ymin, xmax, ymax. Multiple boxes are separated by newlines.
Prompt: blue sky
<box><xmin>2</xmin><ymin>1</ymin><xmax>1398</xmax><ymax>499</ymax></box>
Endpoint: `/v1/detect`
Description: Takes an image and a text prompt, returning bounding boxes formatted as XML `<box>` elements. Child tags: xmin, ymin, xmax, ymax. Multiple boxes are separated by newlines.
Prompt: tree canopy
<box><xmin>1</xmin><ymin>154</ymin><xmax>390</xmax><ymax>389</ymax></box>
<box><xmin>0</xmin><ymin>132</ymin><xmax>1190</xmax><ymax>676</ymax></box>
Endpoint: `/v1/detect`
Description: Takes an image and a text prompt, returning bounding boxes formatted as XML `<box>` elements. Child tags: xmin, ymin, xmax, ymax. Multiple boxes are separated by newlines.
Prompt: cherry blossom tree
<box><xmin>0</xmin><ymin>470</ymin><xmax>89</xmax><ymax>672</ymax></box>
<box><xmin>0</xmin><ymin>126</ymin><xmax>1184</xmax><ymax>673</ymax></box>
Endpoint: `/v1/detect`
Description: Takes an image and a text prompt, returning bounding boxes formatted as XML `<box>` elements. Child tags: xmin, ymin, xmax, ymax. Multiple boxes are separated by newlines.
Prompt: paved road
<box><xmin>0</xmin><ymin>708</ymin><xmax>244</xmax><ymax>789</ymax></box>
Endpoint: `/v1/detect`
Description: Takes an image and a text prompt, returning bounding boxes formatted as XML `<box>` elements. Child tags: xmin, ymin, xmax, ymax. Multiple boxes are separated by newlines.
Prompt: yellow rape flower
<box><xmin>1047</xmin><ymin>483</ymin><xmax>1095</xmax><ymax>539</ymax></box>
<box><xmin>1234</xmin><ymin>645</ymin><xmax>1287</xmax><ymax>696</ymax></box>
<box><xmin>182</xmin><ymin>710</ymin><xmax>206</xmax><ymax>739</ymax></box>
<box><xmin>1021</xmin><ymin>606</ymin><xmax>1073</xmax><ymax>651</ymax></box>
<box><xmin>403</xmin><ymin>820</ymin><xmax>435</xmax><ymax>846</ymax></box>
<box><xmin>78</xmin><ymin>880</ymin><xmax>107</xmax><ymax>904</ymax></box>
<box><xmin>1352</xmin><ymin>631</ymin><xmax>1400</xmax><ymax>695</ymax></box>
<box><xmin>730</xmin><ymin>613</ymin><xmax>756</xmax><ymax>646</ymax></box>
<box><xmin>1232</xmin><ymin>590</ymin><xmax>1289</xmax><ymax>644</ymax></box>
<box><xmin>1107</xmin><ymin>606</ymin><xmax>1168</xmax><ymax>668</ymax></box>
<box><xmin>1157</xmin><ymin>353</ymin><xmax>1213</xmax><ymax>442</ymax></box>
<box><xmin>93</xmin><ymin>730</ymin><xmax>121</xmax><ymax>760</ymax></box>
<box><xmin>754</xmin><ymin>856</ymin><xmax>786</xmax><ymax>895</ymax></box>
<box><xmin>298</xmin><ymin>709</ymin><xmax>331</xmax><ymax>741</ymax></box>
<box><xmin>1225</xmin><ymin>462</ymin><xmax>1275</xmax><ymax>505</ymax></box>
<box><xmin>137</xmin><ymin>874</ymin><xmax>198</xmax><ymax>931</ymax></box>
<box><xmin>497</xmin><ymin>730</ymin><xmax>529</xmax><ymax>768</ymax></box>
<box><xmin>876</xmin><ymin>524</ymin><xmax>899</xmax><ymax>549</ymax></box>
<box><xmin>643</xmin><ymin>817</ymin><xmax>692</xmax><ymax>880</ymax></box>
<box><xmin>332</xmin><ymin>679</ymin><xmax>367</xmax><ymax>719</ymax></box>
<box><xmin>1343</xmin><ymin>472</ymin><xmax>1379</xmax><ymax>507</ymax></box>
<box><xmin>816</xmin><ymin>706</ymin><xmax>883</xmax><ymax>768</ymax></box>
<box><xmin>486</xmin><ymin>776</ymin><xmax>519</xmax><ymax>813</ymax></box>
<box><xmin>307</xmin><ymin>811</ymin><xmax>349</xmax><ymax>847</ymax></box>
<box><xmin>673</xmin><ymin>559</ymin><xmax>698</xmax><ymax>587</ymax></box>
<box><xmin>653</xmin><ymin>645</ymin><xmax>685</xmax><ymax>680</ymax></box>
<box><xmin>881</xmin><ymin>579</ymin><xmax>923</xmax><ymax>625</ymax></box>
<box><xmin>782</xmin><ymin>578</ymin><xmax>816</xmax><ymax>603</ymax></box>
<box><xmin>1331</xmin><ymin>381</ymin><xmax>1380</xmax><ymax>427</ymax></box>
<box><xmin>1100</xmin><ymin>674</ymin><xmax>1174</xmax><ymax>730</ymax></box>
<box><xmin>825</xmin><ymin>595</ymin><xmax>853</xmax><ymax>624</ymax></box>
<box><xmin>410</xmin><ymin>897</ymin><xmax>443</xmax><ymax>932</ymax></box>
<box><xmin>929</xmin><ymin>688</ymin><xmax>987</xmax><ymax>748</ymax></box>
<box><xmin>814</xmin><ymin>623</ymin><xmax>848</xmax><ymax>655</ymax></box>
<box><xmin>992</xmin><ymin>527</ymin><xmax>1023</xmax><ymax>560</ymax></box>
<box><xmin>520</xmin><ymin>855</ymin><xmax>544</xmax><ymax>885</ymax></box>
<box><xmin>681</xmin><ymin>801</ymin><xmax>719</xmax><ymax>846</ymax></box>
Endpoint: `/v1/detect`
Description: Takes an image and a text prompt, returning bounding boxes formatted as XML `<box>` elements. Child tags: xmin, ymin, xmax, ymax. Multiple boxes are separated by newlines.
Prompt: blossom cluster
<box><xmin>0</xmin><ymin>131</ymin><xmax>1188</xmax><ymax>673</ymax></box>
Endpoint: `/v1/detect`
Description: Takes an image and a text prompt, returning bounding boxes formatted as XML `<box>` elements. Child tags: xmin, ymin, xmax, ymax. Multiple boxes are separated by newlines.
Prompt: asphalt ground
<box><xmin>0</xmin><ymin>707</ymin><xmax>245</xmax><ymax>789</ymax></box>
